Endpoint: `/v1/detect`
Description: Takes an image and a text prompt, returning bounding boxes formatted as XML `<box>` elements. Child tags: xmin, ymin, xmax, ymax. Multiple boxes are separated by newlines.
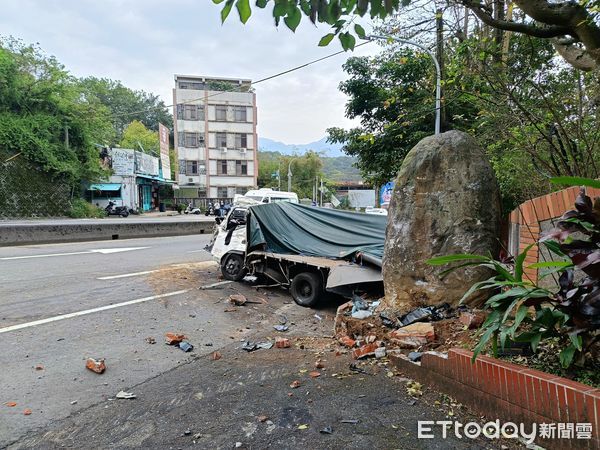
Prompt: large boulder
<box><xmin>382</xmin><ymin>130</ymin><xmax>501</xmax><ymax>315</ymax></box>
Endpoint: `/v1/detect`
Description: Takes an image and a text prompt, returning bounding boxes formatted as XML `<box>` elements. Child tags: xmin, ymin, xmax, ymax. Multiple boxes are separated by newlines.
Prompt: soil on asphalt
<box><xmin>6</xmin><ymin>265</ymin><xmax>522</xmax><ymax>449</ymax></box>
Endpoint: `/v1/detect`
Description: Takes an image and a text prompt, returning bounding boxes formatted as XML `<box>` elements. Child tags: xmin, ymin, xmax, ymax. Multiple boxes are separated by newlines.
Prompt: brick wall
<box><xmin>391</xmin><ymin>349</ymin><xmax>600</xmax><ymax>449</ymax></box>
<box><xmin>508</xmin><ymin>187</ymin><xmax>600</xmax><ymax>283</ymax></box>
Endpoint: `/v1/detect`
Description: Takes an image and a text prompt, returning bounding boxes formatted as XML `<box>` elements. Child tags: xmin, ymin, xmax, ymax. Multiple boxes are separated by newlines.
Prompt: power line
<box><xmin>112</xmin><ymin>41</ymin><xmax>372</xmax><ymax>119</ymax></box>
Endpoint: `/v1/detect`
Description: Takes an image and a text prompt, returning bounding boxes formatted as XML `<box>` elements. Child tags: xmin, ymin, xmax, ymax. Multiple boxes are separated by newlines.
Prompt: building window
<box><xmin>234</xmin><ymin>133</ymin><xmax>248</xmax><ymax>149</ymax></box>
<box><xmin>177</xmin><ymin>104</ymin><xmax>205</xmax><ymax>121</ymax></box>
<box><xmin>218</xmin><ymin>159</ymin><xmax>228</xmax><ymax>175</ymax></box>
<box><xmin>217</xmin><ymin>187</ymin><xmax>229</xmax><ymax>198</ymax></box>
<box><xmin>233</xmin><ymin>106</ymin><xmax>247</xmax><ymax>122</ymax></box>
<box><xmin>186</xmin><ymin>160</ymin><xmax>198</xmax><ymax>175</ymax></box>
<box><xmin>178</xmin><ymin>132</ymin><xmax>204</xmax><ymax>148</ymax></box>
<box><xmin>235</xmin><ymin>160</ymin><xmax>248</xmax><ymax>176</ymax></box>
<box><xmin>198</xmin><ymin>187</ymin><xmax>207</xmax><ymax>198</ymax></box>
<box><xmin>198</xmin><ymin>164</ymin><xmax>206</xmax><ymax>175</ymax></box>
<box><xmin>178</xmin><ymin>81</ymin><xmax>205</xmax><ymax>90</ymax></box>
<box><xmin>216</xmin><ymin>132</ymin><xmax>228</xmax><ymax>148</ymax></box>
<box><xmin>235</xmin><ymin>187</ymin><xmax>247</xmax><ymax>195</ymax></box>
<box><xmin>178</xmin><ymin>160</ymin><xmax>186</xmax><ymax>174</ymax></box>
<box><xmin>215</xmin><ymin>105</ymin><xmax>227</xmax><ymax>121</ymax></box>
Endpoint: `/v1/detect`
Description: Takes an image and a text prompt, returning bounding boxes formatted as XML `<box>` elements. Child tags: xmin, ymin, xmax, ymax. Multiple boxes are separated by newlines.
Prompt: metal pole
<box><xmin>320</xmin><ymin>178</ymin><xmax>323</xmax><ymax>206</ymax></box>
<box><xmin>368</xmin><ymin>34</ymin><xmax>441</xmax><ymax>135</ymax></box>
<box><xmin>287</xmin><ymin>160</ymin><xmax>292</xmax><ymax>192</ymax></box>
<box><xmin>278</xmin><ymin>160</ymin><xmax>281</xmax><ymax>191</ymax></box>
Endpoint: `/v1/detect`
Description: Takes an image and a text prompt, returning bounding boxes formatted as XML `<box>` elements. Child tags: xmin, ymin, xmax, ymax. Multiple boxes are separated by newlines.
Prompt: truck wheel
<box><xmin>221</xmin><ymin>253</ymin><xmax>247</xmax><ymax>281</ymax></box>
<box><xmin>290</xmin><ymin>272</ymin><xmax>322</xmax><ymax>307</ymax></box>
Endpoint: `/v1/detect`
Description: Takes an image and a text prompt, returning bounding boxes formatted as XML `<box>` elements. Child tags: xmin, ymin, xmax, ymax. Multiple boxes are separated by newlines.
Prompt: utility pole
<box><xmin>64</xmin><ymin>125</ymin><xmax>70</xmax><ymax>150</ymax></box>
<box><xmin>320</xmin><ymin>178</ymin><xmax>323</xmax><ymax>206</ymax></box>
<box><xmin>287</xmin><ymin>159</ymin><xmax>293</xmax><ymax>192</ymax></box>
<box><xmin>435</xmin><ymin>7</ymin><xmax>446</xmax><ymax>130</ymax></box>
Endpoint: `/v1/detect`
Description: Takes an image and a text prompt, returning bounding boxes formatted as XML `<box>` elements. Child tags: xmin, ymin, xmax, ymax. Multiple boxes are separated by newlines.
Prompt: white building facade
<box><xmin>173</xmin><ymin>75</ymin><xmax>258</xmax><ymax>200</ymax></box>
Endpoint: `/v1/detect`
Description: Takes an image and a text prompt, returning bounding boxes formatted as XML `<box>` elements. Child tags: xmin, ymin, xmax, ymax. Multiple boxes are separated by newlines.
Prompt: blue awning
<box><xmin>88</xmin><ymin>183</ymin><xmax>122</xmax><ymax>191</ymax></box>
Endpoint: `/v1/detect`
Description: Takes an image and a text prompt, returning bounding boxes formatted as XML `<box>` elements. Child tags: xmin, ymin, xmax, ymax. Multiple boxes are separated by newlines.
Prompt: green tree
<box><xmin>79</xmin><ymin>77</ymin><xmax>172</xmax><ymax>140</ymax></box>
<box><xmin>214</xmin><ymin>0</ymin><xmax>600</xmax><ymax>71</ymax></box>
<box><xmin>0</xmin><ymin>37</ymin><xmax>112</xmax><ymax>183</ymax></box>
<box><xmin>119</xmin><ymin>120</ymin><xmax>160</xmax><ymax>154</ymax></box>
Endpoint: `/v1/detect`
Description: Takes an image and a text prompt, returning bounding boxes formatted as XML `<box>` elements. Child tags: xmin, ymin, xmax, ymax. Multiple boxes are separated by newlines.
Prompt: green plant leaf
<box><xmin>559</xmin><ymin>344</ymin><xmax>577</xmax><ymax>368</ymax></box>
<box><xmin>318</xmin><ymin>33</ymin><xmax>336</xmax><ymax>46</ymax></box>
<box><xmin>458</xmin><ymin>278</ymin><xmax>498</xmax><ymax>304</ymax></box>
<box><xmin>472</xmin><ymin>325</ymin><xmax>499</xmax><ymax>361</ymax></box>
<box><xmin>515</xmin><ymin>244</ymin><xmax>533</xmax><ymax>282</ymax></box>
<box><xmin>213</xmin><ymin>0</ymin><xmax>226</xmax><ymax>3</ymax></box>
<box><xmin>568</xmin><ymin>332</ymin><xmax>583</xmax><ymax>351</ymax></box>
<box><xmin>354</xmin><ymin>23</ymin><xmax>366</xmax><ymax>39</ymax></box>
<box><xmin>541</xmin><ymin>240</ymin><xmax>565</xmax><ymax>257</ymax></box>
<box><xmin>256</xmin><ymin>0</ymin><xmax>268</xmax><ymax>7</ymax></box>
<box><xmin>339</xmin><ymin>32</ymin><xmax>356</xmax><ymax>50</ymax></box>
<box><xmin>529</xmin><ymin>261</ymin><xmax>573</xmax><ymax>269</ymax></box>
<box><xmin>426</xmin><ymin>254</ymin><xmax>489</xmax><ymax>265</ymax></box>
<box><xmin>510</xmin><ymin>305</ymin><xmax>529</xmax><ymax>337</ymax></box>
<box><xmin>284</xmin><ymin>5</ymin><xmax>302</xmax><ymax>31</ymax></box>
<box><xmin>550</xmin><ymin>176</ymin><xmax>600</xmax><ymax>189</ymax></box>
<box><xmin>221</xmin><ymin>0</ymin><xmax>235</xmax><ymax>22</ymax></box>
<box><xmin>236</xmin><ymin>0</ymin><xmax>252</xmax><ymax>23</ymax></box>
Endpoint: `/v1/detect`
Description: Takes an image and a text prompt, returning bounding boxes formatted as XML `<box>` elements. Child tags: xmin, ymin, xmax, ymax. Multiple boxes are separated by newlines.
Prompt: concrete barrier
<box><xmin>0</xmin><ymin>221</ymin><xmax>215</xmax><ymax>246</ymax></box>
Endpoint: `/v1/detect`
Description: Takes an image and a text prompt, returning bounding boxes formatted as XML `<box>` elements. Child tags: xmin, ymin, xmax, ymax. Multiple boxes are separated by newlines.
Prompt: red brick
<box><xmin>351</xmin><ymin>343</ymin><xmax>379</xmax><ymax>360</ymax></box>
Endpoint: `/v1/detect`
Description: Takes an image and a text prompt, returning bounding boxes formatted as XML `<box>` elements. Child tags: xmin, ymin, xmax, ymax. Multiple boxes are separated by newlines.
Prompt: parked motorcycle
<box><xmin>205</xmin><ymin>202</ymin><xmax>215</xmax><ymax>216</ymax></box>
<box><xmin>184</xmin><ymin>202</ymin><xmax>201</xmax><ymax>215</ymax></box>
<box><xmin>105</xmin><ymin>200</ymin><xmax>129</xmax><ymax>218</ymax></box>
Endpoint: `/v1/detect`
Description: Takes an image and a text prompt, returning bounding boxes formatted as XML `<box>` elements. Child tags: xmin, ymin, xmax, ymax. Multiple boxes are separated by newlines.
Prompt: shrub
<box><xmin>68</xmin><ymin>198</ymin><xmax>105</xmax><ymax>218</ymax></box>
<box><xmin>428</xmin><ymin>178</ymin><xmax>600</xmax><ymax>369</ymax></box>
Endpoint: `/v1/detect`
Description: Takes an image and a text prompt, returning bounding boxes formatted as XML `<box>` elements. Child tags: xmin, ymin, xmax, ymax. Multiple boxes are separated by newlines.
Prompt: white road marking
<box><xmin>187</xmin><ymin>250</ymin><xmax>206</xmax><ymax>253</ymax></box>
<box><xmin>97</xmin><ymin>270</ymin><xmax>158</xmax><ymax>280</ymax></box>
<box><xmin>90</xmin><ymin>247</ymin><xmax>149</xmax><ymax>254</ymax></box>
<box><xmin>0</xmin><ymin>290</ymin><xmax>189</xmax><ymax>334</ymax></box>
<box><xmin>1</xmin><ymin>247</ymin><xmax>149</xmax><ymax>260</ymax></box>
<box><xmin>0</xmin><ymin>251</ymin><xmax>91</xmax><ymax>260</ymax></box>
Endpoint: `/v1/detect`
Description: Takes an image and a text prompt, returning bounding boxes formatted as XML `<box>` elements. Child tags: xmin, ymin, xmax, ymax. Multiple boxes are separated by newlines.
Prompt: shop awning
<box><xmin>88</xmin><ymin>183</ymin><xmax>122</xmax><ymax>191</ymax></box>
<box><xmin>136</xmin><ymin>174</ymin><xmax>175</xmax><ymax>184</ymax></box>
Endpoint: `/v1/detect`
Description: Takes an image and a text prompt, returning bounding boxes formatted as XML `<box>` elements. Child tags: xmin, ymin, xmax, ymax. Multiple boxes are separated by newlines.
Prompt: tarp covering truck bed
<box><xmin>247</xmin><ymin>202</ymin><xmax>387</xmax><ymax>264</ymax></box>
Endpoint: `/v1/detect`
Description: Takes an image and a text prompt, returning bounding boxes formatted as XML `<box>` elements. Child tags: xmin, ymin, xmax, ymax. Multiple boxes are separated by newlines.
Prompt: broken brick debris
<box><xmin>388</xmin><ymin>323</ymin><xmax>435</xmax><ymax>349</ymax></box>
<box><xmin>289</xmin><ymin>380</ymin><xmax>301</xmax><ymax>389</ymax></box>
<box><xmin>165</xmin><ymin>332</ymin><xmax>186</xmax><ymax>345</ymax></box>
<box><xmin>338</xmin><ymin>336</ymin><xmax>356</xmax><ymax>348</ymax></box>
<box><xmin>211</xmin><ymin>351</ymin><xmax>222</xmax><ymax>360</ymax></box>
<box><xmin>351</xmin><ymin>342</ymin><xmax>380</xmax><ymax>360</ymax></box>
<box><xmin>275</xmin><ymin>338</ymin><xmax>290</xmax><ymax>348</ymax></box>
<box><xmin>459</xmin><ymin>311</ymin><xmax>486</xmax><ymax>329</ymax></box>
<box><xmin>85</xmin><ymin>358</ymin><xmax>106</xmax><ymax>374</ymax></box>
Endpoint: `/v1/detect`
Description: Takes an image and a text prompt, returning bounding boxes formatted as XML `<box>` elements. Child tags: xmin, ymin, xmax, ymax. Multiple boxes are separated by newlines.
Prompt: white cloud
<box><xmin>0</xmin><ymin>0</ymin><xmax>379</xmax><ymax>143</ymax></box>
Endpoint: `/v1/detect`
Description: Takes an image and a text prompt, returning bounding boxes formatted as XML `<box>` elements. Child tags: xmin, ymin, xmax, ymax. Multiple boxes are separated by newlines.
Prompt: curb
<box><xmin>390</xmin><ymin>348</ymin><xmax>599</xmax><ymax>450</ymax></box>
<box><xmin>0</xmin><ymin>221</ymin><xmax>214</xmax><ymax>246</ymax></box>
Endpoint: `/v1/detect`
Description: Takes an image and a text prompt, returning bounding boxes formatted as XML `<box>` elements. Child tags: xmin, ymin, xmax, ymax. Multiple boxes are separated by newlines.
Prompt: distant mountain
<box><xmin>259</xmin><ymin>137</ymin><xmax>345</xmax><ymax>157</ymax></box>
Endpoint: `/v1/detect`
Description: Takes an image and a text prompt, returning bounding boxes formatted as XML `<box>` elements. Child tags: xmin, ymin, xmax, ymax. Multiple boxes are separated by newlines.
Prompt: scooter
<box><xmin>105</xmin><ymin>200</ymin><xmax>129</xmax><ymax>217</ymax></box>
<box><xmin>184</xmin><ymin>202</ymin><xmax>201</xmax><ymax>215</ymax></box>
<box><xmin>205</xmin><ymin>202</ymin><xmax>215</xmax><ymax>216</ymax></box>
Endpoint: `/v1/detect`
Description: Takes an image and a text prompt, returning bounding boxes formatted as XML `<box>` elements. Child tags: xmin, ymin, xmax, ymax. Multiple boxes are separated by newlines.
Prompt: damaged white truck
<box><xmin>206</xmin><ymin>202</ymin><xmax>386</xmax><ymax>307</ymax></box>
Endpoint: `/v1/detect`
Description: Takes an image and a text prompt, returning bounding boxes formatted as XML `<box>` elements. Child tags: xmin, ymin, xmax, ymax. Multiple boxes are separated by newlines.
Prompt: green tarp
<box><xmin>247</xmin><ymin>202</ymin><xmax>387</xmax><ymax>262</ymax></box>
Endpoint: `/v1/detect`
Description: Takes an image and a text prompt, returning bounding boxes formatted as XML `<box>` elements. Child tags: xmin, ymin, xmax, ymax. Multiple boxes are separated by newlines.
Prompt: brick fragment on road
<box><xmin>85</xmin><ymin>358</ymin><xmax>106</xmax><ymax>374</ymax></box>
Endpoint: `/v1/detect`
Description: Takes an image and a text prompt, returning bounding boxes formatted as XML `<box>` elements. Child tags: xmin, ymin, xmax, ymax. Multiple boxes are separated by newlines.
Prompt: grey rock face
<box><xmin>382</xmin><ymin>130</ymin><xmax>501</xmax><ymax>314</ymax></box>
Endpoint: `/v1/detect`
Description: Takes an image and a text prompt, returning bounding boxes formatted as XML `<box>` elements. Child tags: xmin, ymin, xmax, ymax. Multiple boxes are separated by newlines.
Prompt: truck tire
<box><xmin>290</xmin><ymin>272</ymin><xmax>322</xmax><ymax>307</ymax></box>
<box><xmin>221</xmin><ymin>253</ymin><xmax>247</xmax><ymax>281</ymax></box>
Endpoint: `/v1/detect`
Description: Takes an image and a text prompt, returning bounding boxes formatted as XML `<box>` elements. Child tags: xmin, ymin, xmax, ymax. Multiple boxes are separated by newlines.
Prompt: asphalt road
<box><xmin>0</xmin><ymin>235</ymin><xmax>252</xmax><ymax>447</ymax></box>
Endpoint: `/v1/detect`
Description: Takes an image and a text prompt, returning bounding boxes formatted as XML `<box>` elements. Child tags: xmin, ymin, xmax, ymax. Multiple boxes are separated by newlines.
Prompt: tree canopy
<box><xmin>213</xmin><ymin>0</ymin><xmax>600</xmax><ymax>71</ymax></box>
<box><xmin>0</xmin><ymin>38</ymin><xmax>113</xmax><ymax>182</ymax></box>
<box><xmin>119</xmin><ymin>120</ymin><xmax>160</xmax><ymax>154</ymax></box>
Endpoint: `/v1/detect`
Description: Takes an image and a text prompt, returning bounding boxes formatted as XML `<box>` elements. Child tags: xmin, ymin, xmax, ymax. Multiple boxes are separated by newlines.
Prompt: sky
<box><xmin>0</xmin><ymin>0</ymin><xmax>379</xmax><ymax>144</ymax></box>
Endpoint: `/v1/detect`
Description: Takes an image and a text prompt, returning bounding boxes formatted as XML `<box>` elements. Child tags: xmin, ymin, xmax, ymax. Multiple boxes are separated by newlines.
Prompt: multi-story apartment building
<box><xmin>173</xmin><ymin>75</ymin><xmax>258</xmax><ymax>200</ymax></box>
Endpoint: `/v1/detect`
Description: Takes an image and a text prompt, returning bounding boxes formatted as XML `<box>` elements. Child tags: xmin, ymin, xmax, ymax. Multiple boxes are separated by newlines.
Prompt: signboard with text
<box><xmin>159</xmin><ymin>123</ymin><xmax>171</xmax><ymax>180</ymax></box>
<box><xmin>110</xmin><ymin>148</ymin><xmax>135</xmax><ymax>176</ymax></box>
